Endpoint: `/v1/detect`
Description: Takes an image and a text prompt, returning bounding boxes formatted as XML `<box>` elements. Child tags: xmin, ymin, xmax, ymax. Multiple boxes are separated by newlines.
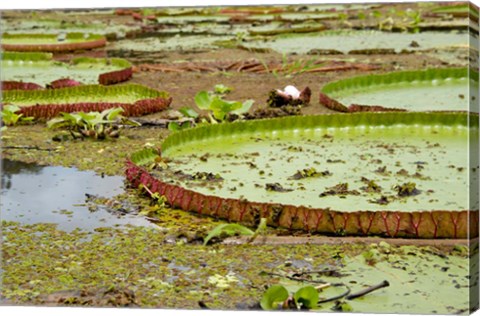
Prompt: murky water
<box><xmin>0</xmin><ymin>159</ymin><xmax>154</xmax><ymax>232</ymax></box>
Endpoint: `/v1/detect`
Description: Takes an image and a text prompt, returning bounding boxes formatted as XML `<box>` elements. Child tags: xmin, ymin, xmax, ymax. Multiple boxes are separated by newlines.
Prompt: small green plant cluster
<box><xmin>1</xmin><ymin>105</ymin><xmax>34</xmax><ymax>126</ymax></box>
<box><xmin>374</xmin><ymin>8</ymin><xmax>423</xmax><ymax>32</ymax></box>
<box><xmin>47</xmin><ymin>107</ymin><xmax>140</xmax><ymax>140</ymax></box>
<box><xmin>203</xmin><ymin>218</ymin><xmax>267</xmax><ymax>245</ymax></box>
<box><xmin>194</xmin><ymin>84</ymin><xmax>254</xmax><ymax>123</ymax></box>
<box><xmin>260</xmin><ymin>284</ymin><xmax>319</xmax><ymax>310</ymax></box>
<box><xmin>167</xmin><ymin>107</ymin><xmax>199</xmax><ymax>132</ymax></box>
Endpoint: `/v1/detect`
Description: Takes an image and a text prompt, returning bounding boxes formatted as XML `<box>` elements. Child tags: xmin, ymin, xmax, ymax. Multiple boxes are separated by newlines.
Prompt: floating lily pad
<box><xmin>1</xmin><ymin>32</ymin><xmax>106</xmax><ymax>52</ymax></box>
<box><xmin>156</xmin><ymin>15</ymin><xmax>231</xmax><ymax>25</ymax></box>
<box><xmin>431</xmin><ymin>3</ymin><xmax>479</xmax><ymax>19</ymax></box>
<box><xmin>109</xmin><ymin>34</ymin><xmax>233</xmax><ymax>53</ymax></box>
<box><xmin>2</xmin><ymin>84</ymin><xmax>171</xmax><ymax>119</ymax></box>
<box><xmin>276</xmin><ymin>246</ymin><xmax>473</xmax><ymax>314</ymax></box>
<box><xmin>127</xmin><ymin>112</ymin><xmax>479</xmax><ymax>238</ymax></box>
<box><xmin>240</xmin><ymin>30</ymin><xmax>469</xmax><ymax>55</ymax></box>
<box><xmin>1</xmin><ymin>52</ymin><xmax>133</xmax><ymax>88</ymax></box>
<box><xmin>320</xmin><ymin>67</ymin><xmax>476</xmax><ymax>112</ymax></box>
<box><xmin>0</xmin><ymin>18</ymin><xmax>141</xmax><ymax>40</ymax></box>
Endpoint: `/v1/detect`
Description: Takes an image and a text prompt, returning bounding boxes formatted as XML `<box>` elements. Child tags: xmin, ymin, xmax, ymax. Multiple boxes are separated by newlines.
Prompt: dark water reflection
<box><xmin>1</xmin><ymin>159</ymin><xmax>155</xmax><ymax>231</ymax></box>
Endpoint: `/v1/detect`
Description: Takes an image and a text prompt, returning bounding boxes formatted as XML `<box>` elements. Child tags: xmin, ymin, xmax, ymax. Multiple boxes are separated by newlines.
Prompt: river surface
<box><xmin>1</xmin><ymin>159</ymin><xmax>155</xmax><ymax>231</ymax></box>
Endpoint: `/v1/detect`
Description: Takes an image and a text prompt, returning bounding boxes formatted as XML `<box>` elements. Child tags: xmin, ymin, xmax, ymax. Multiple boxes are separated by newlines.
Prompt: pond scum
<box><xmin>0</xmin><ymin>1</ymin><xmax>479</xmax><ymax>314</ymax></box>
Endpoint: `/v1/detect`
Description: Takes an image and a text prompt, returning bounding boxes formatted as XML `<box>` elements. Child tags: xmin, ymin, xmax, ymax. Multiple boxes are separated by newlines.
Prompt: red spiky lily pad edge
<box><xmin>1</xmin><ymin>54</ymin><xmax>133</xmax><ymax>90</ymax></box>
<box><xmin>126</xmin><ymin>112</ymin><xmax>479</xmax><ymax>239</ymax></box>
<box><xmin>1</xmin><ymin>84</ymin><xmax>172</xmax><ymax>119</ymax></box>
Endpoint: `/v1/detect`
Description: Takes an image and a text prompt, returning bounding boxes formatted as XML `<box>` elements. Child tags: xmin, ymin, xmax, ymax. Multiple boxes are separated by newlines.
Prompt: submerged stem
<box><xmin>346</xmin><ymin>280</ymin><xmax>390</xmax><ymax>300</ymax></box>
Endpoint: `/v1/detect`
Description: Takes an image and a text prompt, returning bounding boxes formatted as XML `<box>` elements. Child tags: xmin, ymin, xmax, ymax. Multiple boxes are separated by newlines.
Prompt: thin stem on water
<box><xmin>346</xmin><ymin>280</ymin><xmax>390</xmax><ymax>300</ymax></box>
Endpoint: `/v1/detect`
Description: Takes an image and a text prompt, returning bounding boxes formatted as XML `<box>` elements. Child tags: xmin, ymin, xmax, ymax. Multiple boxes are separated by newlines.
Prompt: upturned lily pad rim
<box><xmin>319</xmin><ymin>67</ymin><xmax>477</xmax><ymax>112</ymax></box>
<box><xmin>2</xmin><ymin>83</ymin><xmax>169</xmax><ymax>106</ymax></box>
<box><xmin>1</xmin><ymin>32</ymin><xmax>106</xmax><ymax>52</ymax></box>
<box><xmin>321</xmin><ymin>67</ymin><xmax>471</xmax><ymax>95</ymax></box>
<box><xmin>2</xmin><ymin>32</ymin><xmax>105</xmax><ymax>42</ymax></box>
<box><xmin>161</xmin><ymin>111</ymin><xmax>476</xmax><ymax>154</ymax></box>
<box><xmin>128</xmin><ymin>112</ymin><xmax>478</xmax><ymax>239</ymax></box>
<box><xmin>1</xmin><ymin>51</ymin><xmax>53</xmax><ymax>61</ymax></box>
<box><xmin>2</xmin><ymin>52</ymin><xmax>133</xmax><ymax>84</ymax></box>
<box><xmin>2</xmin><ymin>52</ymin><xmax>131</xmax><ymax>70</ymax></box>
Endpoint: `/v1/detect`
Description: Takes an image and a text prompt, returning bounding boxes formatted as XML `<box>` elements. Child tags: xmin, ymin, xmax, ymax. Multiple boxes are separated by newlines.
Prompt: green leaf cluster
<box><xmin>203</xmin><ymin>218</ymin><xmax>267</xmax><ymax>245</ymax></box>
<box><xmin>203</xmin><ymin>223</ymin><xmax>254</xmax><ymax>246</ymax></box>
<box><xmin>194</xmin><ymin>86</ymin><xmax>254</xmax><ymax>122</ymax></box>
<box><xmin>260</xmin><ymin>284</ymin><xmax>319</xmax><ymax>310</ymax></box>
<box><xmin>47</xmin><ymin>107</ymin><xmax>140</xmax><ymax>140</ymax></box>
<box><xmin>1</xmin><ymin>105</ymin><xmax>34</xmax><ymax>126</ymax></box>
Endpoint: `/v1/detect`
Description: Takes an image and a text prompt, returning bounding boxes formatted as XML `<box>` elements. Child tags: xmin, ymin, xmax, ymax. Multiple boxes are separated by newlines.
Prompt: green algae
<box><xmin>1</xmin><ymin>125</ymin><xmax>169</xmax><ymax>176</ymax></box>
<box><xmin>1</xmin><ymin>220</ymin><xmax>470</xmax><ymax>312</ymax></box>
<box><xmin>273</xmin><ymin>243</ymin><xmax>473</xmax><ymax>314</ymax></box>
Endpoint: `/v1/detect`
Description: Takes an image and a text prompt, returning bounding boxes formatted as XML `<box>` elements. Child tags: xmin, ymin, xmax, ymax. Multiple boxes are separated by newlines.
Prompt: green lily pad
<box><xmin>276</xmin><ymin>245</ymin><xmax>473</xmax><ymax>314</ymax></box>
<box><xmin>321</xmin><ymin>67</ymin><xmax>476</xmax><ymax>112</ymax></box>
<box><xmin>431</xmin><ymin>3</ymin><xmax>479</xmax><ymax>19</ymax></box>
<box><xmin>1</xmin><ymin>52</ymin><xmax>132</xmax><ymax>87</ymax></box>
<box><xmin>1</xmin><ymin>32</ymin><xmax>106</xmax><ymax>52</ymax></box>
<box><xmin>127</xmin><ymin>112</ymin><xmax>478</xmax><ymax>238</ymax></box>
<box><xmin>240</xmin><ymin>30</ymin><xmax>469</xmax><ymax>55</ymax></box>
<box><xmin>160</xmin><ymin>112</ymin><xmax>474</xmax><ymax>213</ymax></box>
<box><xmin>2</xmin><ymin>84</ymin><xmax>171</xmax><ymax>118</ymax></box>
<box><xmin>109</xmin><ymin>34</ymin><xmax>232</xmax><ymax>53</ymax></box>
<box><xmin>3</xmin><ymin>84</ymin><xmax>167</xmax><ymax>106</ymax></box>
<box><xmin>0</xmin><ymin>18</ymin><xmax>141</xmax><ymax>40</ymax></box>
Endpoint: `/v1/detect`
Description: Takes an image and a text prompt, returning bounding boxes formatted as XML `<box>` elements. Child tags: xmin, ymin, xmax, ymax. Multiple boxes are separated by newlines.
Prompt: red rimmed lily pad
<box><xmin>1</xmin><ymin>32</ymin><xmax>106</xmax><ymax>52</ymax></box>
<box><xmin>126</xmin><ymin>112</ymin><xmax>478</xmax><ymax>239</ymax></box>
<box><xmin>1</xmin><ymin>52</ymin><xmax>133</xmax><ymax>89</ymax></box>
<box><xmin>319</xmin><ymin>68</ymin><xmax>476</xmax><ymax>112</ymax></box>
<box><xmin>1</xmin><ymin>84</ymin><xmax>171</xmax><ymax>119</ymax></box>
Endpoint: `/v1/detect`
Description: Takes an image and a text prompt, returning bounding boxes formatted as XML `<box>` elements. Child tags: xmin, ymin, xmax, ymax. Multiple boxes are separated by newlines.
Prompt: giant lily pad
<box><xmin>0</xmin><ymin>18</ymin><xmax>141</xmax><ymax>40</ymax></box>
<box><xmin>1</xmin><ymin>32</ymin><xmax>106</xmax><ymax>52</ymax></box>
<box><xmin>274</xmin><ymin>246</ymin><xmax>474</xmax><ymax>314</ymax></box>
<box><xmin>127</xmin><ymin>112</ymin><xmax>479</xmax><ymax>239</ymax></box>
<box><xmin>109</xmin><ymin>34</ymin><xmax>233</xmax><ymax>53</ymax></box>
<box><xmin>240</xmin><ymin>30</ymin><xmax>469</xmax><ymax>55</ymax></box>
<box><xmin>319</xmin><ymin>67</ymin><xmax>477</xmax><ymax>112</ymax></box>
<box><xmin>1</xmin><ymin>52</ymin><xmax>133</xmax><ymax>88</ymax></box>
<box><xmin>430</xmin><ymin>3</ymin><xmax>479</xmax><ymax>20</ymax></box>
<box><xmin>2</xmin><ymin>84</ymin><xmax>171</xmax><ymax>119</ymax></box>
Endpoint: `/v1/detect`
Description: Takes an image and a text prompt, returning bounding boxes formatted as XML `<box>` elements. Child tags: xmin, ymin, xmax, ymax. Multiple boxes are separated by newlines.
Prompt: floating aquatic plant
<box><xmin>320</xmin><ymin>67</ymin><xmax>473</xmax><ymax>112</ymax></box>
<box><xmin>2</xmin><ymin>84</ymin><xmax>171</xmax><ymax>119</ymax></box>
<box><xmin>1</xmin><ymin>105</ymin><xmax>34</xmax><ymax>126</ymax></box>
<box><xmin>194</xmin><ymin>86</ymin><xmax>254</xmax><ymax>122</ymax></box>
<box><xmin>1</xmin><ymin>32</ymin><xmax>106</xmax><ymax>52</ymax></box>
<box><xmin>126</xmin><ymin>112</ymin><xmax>478</xmax><ymax>239</ymax></box>
<box><xmin>2</xmin><ymin>52</ymin><xmax>133</xmax><ymax>89</ymax></box>
<box><xmin>47</xmin><ymin>107</ymin><xmax>140</xmax><ymax>140</ymax></box>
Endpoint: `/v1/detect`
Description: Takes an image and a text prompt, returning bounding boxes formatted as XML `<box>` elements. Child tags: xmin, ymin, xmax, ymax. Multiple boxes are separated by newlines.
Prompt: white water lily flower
<box><xmin>283</xmin><ymin>85</ymin><xmax>301</xmax><ymax>99</ymax></box>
